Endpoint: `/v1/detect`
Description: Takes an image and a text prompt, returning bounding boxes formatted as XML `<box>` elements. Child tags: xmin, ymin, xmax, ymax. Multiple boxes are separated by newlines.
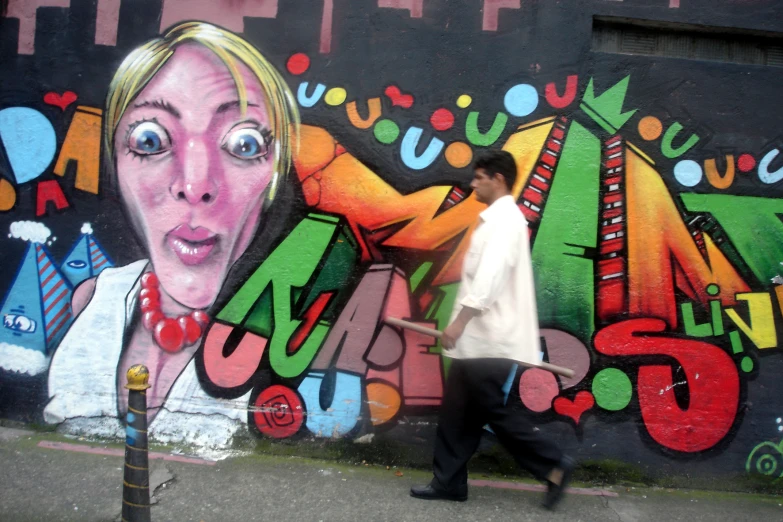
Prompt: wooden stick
<box><xmin>385</xmin><ymin>317</ymin><xmax>576</xmax><ymax>379</ymax></box>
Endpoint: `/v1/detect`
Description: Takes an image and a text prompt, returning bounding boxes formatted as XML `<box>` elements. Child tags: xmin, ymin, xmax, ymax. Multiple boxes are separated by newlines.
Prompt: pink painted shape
<box><xmin>468</xmin><ymin>479</ymin><xmax>619</xmax><ymax>497</ymax></box>
<box><xmin>95</xmin><ymin>0</ymin><xmax>121</xmax><ymax>46</ymax></box>
<box><xmin>7</xmin><ymin>0</ymin><xmax>71</xmax><ymax>55</ymax></box>
<box><xmin>482</xmin><ymin>0</ymin><xmax>520</xmax><ymax>32</ymax></box>
<box><xmin>669</xmin><ymin>0</ymin><xmax>680</xmax><ymax>7</ymax></box>
<box><xmin>376</xmin><ymin>270</ymin><xmax>442</xmax><ymax>405</ymax></box>
<box><xmin>519</xmin><ymin>368</ymin><xmax>559</xmax><ymax>412</ymax></box>
<box><xmin>203</xmin><ymin>322</ymin><xmax>267</xmax><ymax>388</ymax></box>
<box><xmin>378</xmin><ymin>0</ymin><xmax>424</xmax><ymax>18</ymax></box>
<box><xmin>365</xmin><ymin>325</ymin><xmax>404</xmax><ymax>367</ymax></box>
<box><xmin>37</xmin><ymin>440</ymin><xmax>217</xmax><ymax>465</ymax></box>
<box><xmin>540</xmin><ymin>328</ymin><xmax>590</xmax><ymax>389</ymax></box>
<box><xmin>401</xmin><ymin>327</ymin><xmax>442</xmax><ymax>406</ymax></box>
<box><xmin>382</xmin><ymin>269</ymin><xmax>411</xmax><ymax>320</ymax></box>
<box><xmin>366</xmin><ymin>367</ymin><xmax>401</xmax><ymax>387</ymax></box>
<box><xmin>160</xmin><ymin>0</ymin><xmax>278</xmax><ymax>34</ymax></box>
<box><xmin>319</xmin><ymin>0</ymin><xmax>334</xmax><ymax>54</ymax></box>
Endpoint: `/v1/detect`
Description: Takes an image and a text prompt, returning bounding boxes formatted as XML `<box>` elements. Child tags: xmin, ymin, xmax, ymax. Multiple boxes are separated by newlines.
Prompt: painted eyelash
<box><xmin>254</xmin><ymin>128</ymin><xmax>274</xmax><ymax>163</ymax></box>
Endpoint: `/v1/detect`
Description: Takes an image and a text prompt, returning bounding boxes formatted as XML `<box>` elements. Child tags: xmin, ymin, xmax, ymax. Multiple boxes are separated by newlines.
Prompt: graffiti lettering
<box><xmin>594</xmin><ymin>319</ymin><xmax>740</xmax><ymax>453</ymax></box>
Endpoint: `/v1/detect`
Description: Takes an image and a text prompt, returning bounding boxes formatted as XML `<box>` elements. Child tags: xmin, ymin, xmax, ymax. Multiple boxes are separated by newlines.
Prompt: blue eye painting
<box><xmin>128</xmin><ymin>121</ymin><xmax>171</xmax><ymax>156</ymax></box>
<box><xmin>223</xmin><ymin>127</ymin><xmax>270</xmax><ymax>160</ymax></box>
<box><xmin>3</xmin><ymin>314</ymin><xmax>37</xmax><ymax>333</ymax></box>
<box><xmin>136</xmin><ymin>130</ymin><xmax>162</xmax><ymax>152</ymax></box>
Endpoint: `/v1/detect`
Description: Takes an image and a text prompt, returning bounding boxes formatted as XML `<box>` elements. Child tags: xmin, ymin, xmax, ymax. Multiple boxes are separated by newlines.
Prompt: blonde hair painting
<box><xmin>104</xmin><ymin>21</ymin><xmax>299</xmax><ymax>201</ymax></box>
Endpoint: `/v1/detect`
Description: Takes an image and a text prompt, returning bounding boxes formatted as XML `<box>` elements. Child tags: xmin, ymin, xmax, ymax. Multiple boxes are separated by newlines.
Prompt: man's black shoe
<box><xmin>542</xmin><ymin>456</ymin><xmax>575</xmax><ymax>510</ymax></box>
<box><xmin>410</xmin><ymin>484</ymin><xmax>468</xmax><ymax>502</ymax></box>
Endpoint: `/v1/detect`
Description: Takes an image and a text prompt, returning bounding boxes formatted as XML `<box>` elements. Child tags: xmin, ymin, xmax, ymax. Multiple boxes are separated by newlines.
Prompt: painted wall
<box><xmin>1</xmin><ymin>0</ymin><xmax>783</xmax><ymax>482</ymax></box>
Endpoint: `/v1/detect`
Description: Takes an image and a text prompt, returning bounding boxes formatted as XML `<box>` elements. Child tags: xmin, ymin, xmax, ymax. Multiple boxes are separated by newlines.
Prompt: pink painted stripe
<box><xmin>320</xmin><ymin>0</ymin><xmax>334</xmax><ymax>53</ymax></box>
<box><xmin>37</xmin><ymin>441</ymin><xmax>216</xmax><ymax>466</ymax></box>
<box><xmin>468</xmin><ymin>479</ymin><xmax>619</xmax><ymax>497</ymax></box>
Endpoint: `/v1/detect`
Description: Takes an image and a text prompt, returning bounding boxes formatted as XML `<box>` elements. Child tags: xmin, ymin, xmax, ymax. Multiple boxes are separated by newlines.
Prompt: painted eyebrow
<box><xmin>132</xmin><ymin>99</ymin><xmax>181</xmax><ymax>119</ymax></box>
<box><xmin>216</xmin><ymin>100</ymin><xmax>261</xmax><ymax>114</ymax></box>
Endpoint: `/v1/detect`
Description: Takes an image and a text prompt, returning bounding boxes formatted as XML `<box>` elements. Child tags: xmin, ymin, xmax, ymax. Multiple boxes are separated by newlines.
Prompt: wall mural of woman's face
<box><xmin>115</xmin><ymin>44</ymin><xmax>276</xmax><ymax>309</ymax></box>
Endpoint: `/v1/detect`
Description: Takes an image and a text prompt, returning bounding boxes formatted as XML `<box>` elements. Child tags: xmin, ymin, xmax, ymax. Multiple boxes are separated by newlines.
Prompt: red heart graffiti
<box><xmin>553</xmin><ymin>391</ymin><xmax>595</xmax><ymax>425</ymax></box>
<box><xmin>384</xmin><ymin>85</ymin><xmax>414</xmax><ymax>109</ymax></box>
<box><xmin>43</xmin><ymin>91</ymin><xmax>78</xmax><ymax>111</ymax></box>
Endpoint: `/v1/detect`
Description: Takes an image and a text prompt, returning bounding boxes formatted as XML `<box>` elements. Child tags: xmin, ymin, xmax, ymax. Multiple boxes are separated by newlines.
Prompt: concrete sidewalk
<box><xmin>0</xmin><ymin>428</ymin><xmax>780</xmax><ymax>522</ymax></box>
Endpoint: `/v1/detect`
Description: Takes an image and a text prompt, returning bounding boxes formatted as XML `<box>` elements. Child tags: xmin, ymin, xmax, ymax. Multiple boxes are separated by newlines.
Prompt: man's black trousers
<box><xmin>431</xmin><ymin>357</ymin><xmax>563</xmax><ymax>495</ymax></box>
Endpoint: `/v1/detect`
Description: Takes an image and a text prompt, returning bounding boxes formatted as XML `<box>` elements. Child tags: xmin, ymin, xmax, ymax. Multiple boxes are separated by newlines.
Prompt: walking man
<box><xmin>410</xmin><ymin>150</ymin><xmax>574</xmax><ymax>510</ymax></box>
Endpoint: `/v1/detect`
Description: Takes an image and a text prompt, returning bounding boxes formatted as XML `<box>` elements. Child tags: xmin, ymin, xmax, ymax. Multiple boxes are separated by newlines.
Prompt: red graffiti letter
<box><xmin>36</xmin><ymin>180</ymin><xmax>69</xmax><ymax>216</ymax></box>
<box><xmin>545</xmin><ymin>75</ymin><xmax>578</xmax><ymax>109</ymax></box>
<box><xmin>594</xmin><ymin>318</ymin><xmax>739</xmax><ymax>453</ymax></box>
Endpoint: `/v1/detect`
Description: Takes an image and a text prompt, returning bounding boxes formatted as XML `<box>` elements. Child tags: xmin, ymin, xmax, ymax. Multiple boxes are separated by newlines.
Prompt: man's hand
<box><xmin>441</xmin><ymin>306</ymin><xmax>480</xmax><ymax>350</ymax></box>
<box><xmin>442</xmin><ymin>320</ymin><xmax>466</xmax><ymax>350</ymax></box>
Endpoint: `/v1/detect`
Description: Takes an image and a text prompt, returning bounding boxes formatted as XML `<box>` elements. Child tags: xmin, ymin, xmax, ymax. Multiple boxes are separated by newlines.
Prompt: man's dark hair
<box><xmin>472</xmin><ymin>149</ymin><xmax>517</xmax><ymax>191</ymax></box>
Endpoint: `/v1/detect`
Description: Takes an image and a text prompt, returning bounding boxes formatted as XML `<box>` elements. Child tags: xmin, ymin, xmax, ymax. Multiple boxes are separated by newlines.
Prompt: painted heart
<box><xmin>553</xmin><ymin>391</ymin><xmax>595</xmax><ymax>425</ymax></box>
<box><xmin>384</xmin><ymin>85</ymin><xmax>414</xmax><ymax>109</ymax></box>
<box><xmin>43</xmin><ymin>91</ymin><xmax>78</xmax><ymax>111</ymax></box>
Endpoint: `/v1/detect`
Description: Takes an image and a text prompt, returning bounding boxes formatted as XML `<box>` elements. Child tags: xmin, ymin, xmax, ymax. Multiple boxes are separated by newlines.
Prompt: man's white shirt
<box><xmin>448</xmin><ymin>195</ymin><xmax>543</xmax><ymax>365</ymax></box>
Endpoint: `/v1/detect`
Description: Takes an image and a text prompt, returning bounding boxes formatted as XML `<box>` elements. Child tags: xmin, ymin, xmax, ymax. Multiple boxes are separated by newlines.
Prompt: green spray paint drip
<box><xmin>531</xmin><ymin>121</ymin><xmax>600</xmax><ymax>345</ymax></box>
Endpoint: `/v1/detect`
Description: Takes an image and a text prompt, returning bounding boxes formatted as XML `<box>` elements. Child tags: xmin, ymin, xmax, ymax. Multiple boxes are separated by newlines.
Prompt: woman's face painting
<box><xmin>116</xmin><ymin>44</ymin><xmax>276</xmax><ymax>309</ymax></box>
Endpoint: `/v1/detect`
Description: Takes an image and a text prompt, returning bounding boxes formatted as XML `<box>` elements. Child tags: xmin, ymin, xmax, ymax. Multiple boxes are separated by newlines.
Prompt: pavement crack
<box><xmin>601</xmin><ymin>495</ymin><xmax>623</xmax><ymax>522</ymax></box>
<box><xmin>150</xmin><ymin>464</ymin><xmax>176</xmax><ymax>504</ymax></box>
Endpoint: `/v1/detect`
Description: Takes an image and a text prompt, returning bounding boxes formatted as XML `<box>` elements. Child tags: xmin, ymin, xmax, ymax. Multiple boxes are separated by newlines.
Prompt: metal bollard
<box><xmin>122</xmin><ymin>364</ymin><xmax>152</xmax><ymax>522</ymax></box>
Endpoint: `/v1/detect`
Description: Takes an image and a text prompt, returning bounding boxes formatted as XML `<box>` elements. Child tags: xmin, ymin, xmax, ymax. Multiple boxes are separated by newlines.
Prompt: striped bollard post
<box><xmin>122</xmin><ymin>364</ymin><xmax>151</xmax><ymax>522</ymax></box>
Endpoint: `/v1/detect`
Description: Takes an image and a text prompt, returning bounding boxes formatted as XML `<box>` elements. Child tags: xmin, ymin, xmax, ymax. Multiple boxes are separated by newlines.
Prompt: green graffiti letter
<box><xmin>531</xmin><ymin>121</ymin><xmax>601</xmax><ymax>344</ymax></box>
<box><xmin>681</xmin><ymin>194</ymin><xmax>783</xmax><ymax>284</ymax></box>
<box><xmin>217</xmin><ymin>214</ymin><xmax>357</xmax><ymax>378</ymax></box>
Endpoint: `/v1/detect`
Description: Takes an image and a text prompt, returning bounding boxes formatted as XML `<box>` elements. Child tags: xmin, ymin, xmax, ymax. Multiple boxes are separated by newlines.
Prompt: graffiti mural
<box><xmin>1</xmin><ymin>0</ymin><xmax>782</xmax><ymax>482</ymax></box>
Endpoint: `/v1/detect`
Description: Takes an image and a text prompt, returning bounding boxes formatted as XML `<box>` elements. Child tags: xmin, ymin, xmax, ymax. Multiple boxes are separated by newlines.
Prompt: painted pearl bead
<box><xmin>139</xmin><ymin>287</ymin><xmax>161</xmax><ymax>301</ymax></box>
<box><xmin>140</xmin><ymin>272</ymin><xmax>159</xmax><ymax>289</ymax></box>
<box><xmin>139</xmin><ymin>296</ymin><xmax>160</xmax><ymax>312</ymax></box>
<box><xmin>142</xmin><ymin>310</ymin><xmax>164</xmax><ymax>331</ymax></box>
<box><xmin>191</xmin><ymin>310</ymin><xmax>210</xmax><ymax>327</ymax></box>
<box><xmin>178</xmin><ymin>315</ymin><xmax>202</xmax><ymax>345</ymax></box>
<box><xmin>154</xmin><ymin>318</ymin><xmax>184</xmax><ymax>353</ymax></box>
